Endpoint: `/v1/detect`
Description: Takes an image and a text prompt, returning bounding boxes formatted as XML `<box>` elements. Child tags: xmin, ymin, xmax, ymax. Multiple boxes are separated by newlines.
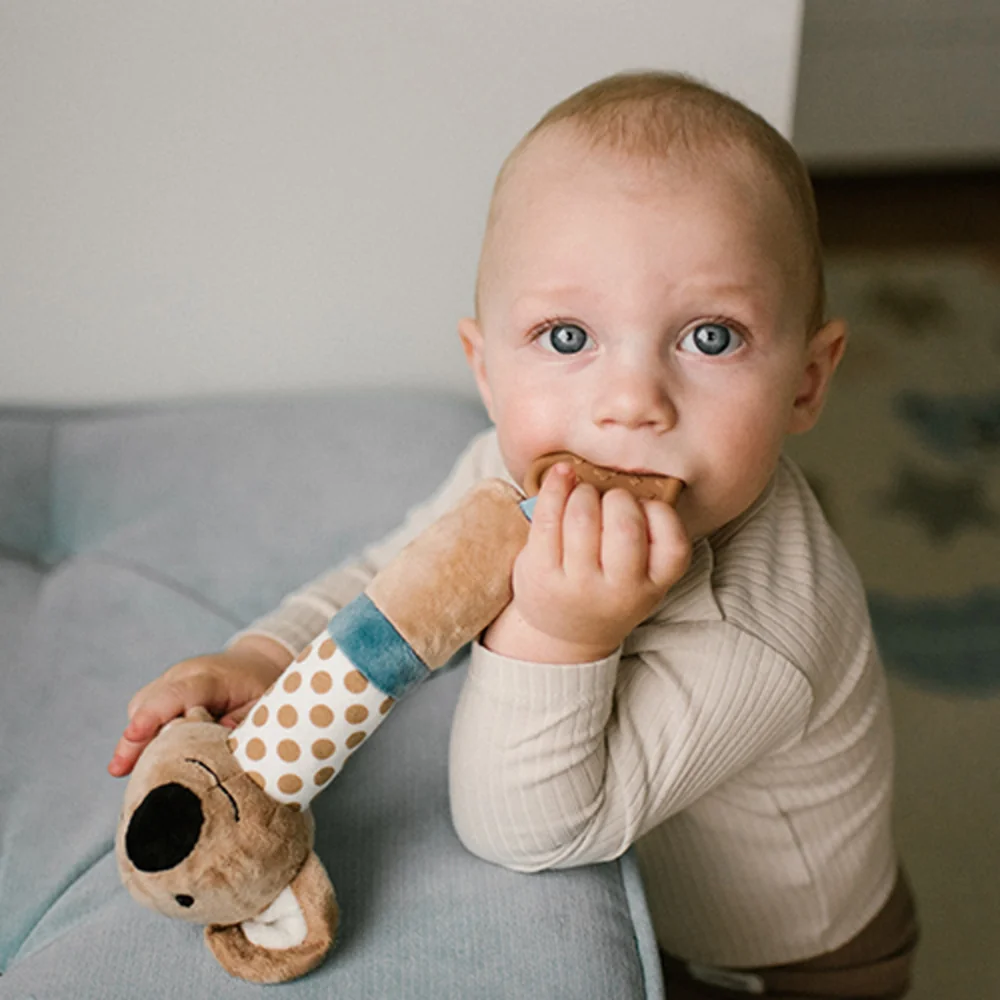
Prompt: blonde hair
<box><xmin>476</xmin><ymin>71</ymin><xmax>825</xmax><ymax>335</ymax></box>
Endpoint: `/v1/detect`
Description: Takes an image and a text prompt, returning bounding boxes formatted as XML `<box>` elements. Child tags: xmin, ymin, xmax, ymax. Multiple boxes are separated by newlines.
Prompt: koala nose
<box><xmin>125</xmin><ymin>782</ymin><xmax>204</xmax><ymax>872</ymax></box>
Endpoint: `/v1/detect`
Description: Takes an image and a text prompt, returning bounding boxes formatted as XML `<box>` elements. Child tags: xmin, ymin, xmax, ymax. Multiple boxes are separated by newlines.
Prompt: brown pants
<box><xmin>660</xmin><ymin>873</ymin><xmax>919</xmax><ymax>999</ymax></box>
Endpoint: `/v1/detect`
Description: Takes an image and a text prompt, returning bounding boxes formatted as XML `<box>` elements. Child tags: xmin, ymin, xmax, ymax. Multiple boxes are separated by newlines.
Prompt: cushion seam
<box><xmin>74</xmin><ymin>551</ymin><xmax>246</xmax><ymax>628</ymax></box>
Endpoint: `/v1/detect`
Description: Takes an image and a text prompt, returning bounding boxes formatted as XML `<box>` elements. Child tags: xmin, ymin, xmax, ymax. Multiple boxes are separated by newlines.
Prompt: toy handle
<box><xmin>230</xmin><ymin>479</ymin><xmax>530</xmax><ymax>807</ymax></box>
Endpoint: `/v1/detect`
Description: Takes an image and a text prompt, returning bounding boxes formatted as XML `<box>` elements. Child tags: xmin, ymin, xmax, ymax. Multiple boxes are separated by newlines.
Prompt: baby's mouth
<box><xmin>523</xmin><ymin>452</ymin><xmax>684</xmax><ymax>506</ymax></box>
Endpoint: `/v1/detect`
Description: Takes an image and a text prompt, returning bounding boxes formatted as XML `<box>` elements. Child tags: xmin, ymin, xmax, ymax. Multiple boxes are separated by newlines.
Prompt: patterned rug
<box><xmin>784</xmin><ymin>253</ymin><xmax>1000</xmax><ymax>697</ymax></box>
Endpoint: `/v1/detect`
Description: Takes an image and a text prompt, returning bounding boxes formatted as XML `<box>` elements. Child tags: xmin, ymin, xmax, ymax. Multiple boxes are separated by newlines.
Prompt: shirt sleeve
<box><xmin>227</xmin><ymin>428</ymin><xmax>499</xmax><ymax>656</ymax></box>
<box><xmin>448</xmin><ymin>621</ymin><xmax>813</xmax><ymax>871</ymax></box>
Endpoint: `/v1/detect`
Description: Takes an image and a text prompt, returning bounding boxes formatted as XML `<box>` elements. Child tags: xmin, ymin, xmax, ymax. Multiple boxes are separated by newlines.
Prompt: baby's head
<box><xmin>459</xmin><ymin>71</ymin><xmax>847</xmax><ymax>540</ymax></box>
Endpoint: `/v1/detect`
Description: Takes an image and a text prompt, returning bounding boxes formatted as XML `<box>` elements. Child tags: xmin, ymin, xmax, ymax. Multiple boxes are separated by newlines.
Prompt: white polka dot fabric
<box><xmin>228</xmin><ymin>632</ymin><xmax>394</xmax><ymax>808</ymax></box>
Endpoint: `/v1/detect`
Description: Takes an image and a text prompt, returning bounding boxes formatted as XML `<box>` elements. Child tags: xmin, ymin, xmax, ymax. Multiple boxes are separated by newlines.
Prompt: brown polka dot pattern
<box><xmin>229</xmin><ymin>627</ymin><xmax>394</xmax><ymax>806</ymax></box>
<box><xmin>310</xmin><ymin>705</ymin><xmax>334</xmax><ymax>727</ymax></box>
<box><xmin>278</xmin><ymin>774</ymin><xmax>303</xmax><ymax>795</ymax></box>
<box><xmin>344</xmin><ymin>670</ymin><xmax>368</xmax><ymax>693</ymax></box>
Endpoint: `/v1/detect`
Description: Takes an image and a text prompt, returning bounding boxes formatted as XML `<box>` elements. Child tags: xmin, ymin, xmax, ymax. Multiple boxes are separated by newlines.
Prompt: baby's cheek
<box><xmin>495</xmin><ymin>411</ymin><xmax>566</xmax><ymax>488</ymax></box>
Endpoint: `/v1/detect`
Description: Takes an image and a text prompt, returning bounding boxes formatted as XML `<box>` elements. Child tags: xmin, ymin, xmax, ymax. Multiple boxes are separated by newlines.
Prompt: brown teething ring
<box><xmin>523</xmin><ymin>452</ymin><xmax>684</xmax><ymax>506</ymax></box>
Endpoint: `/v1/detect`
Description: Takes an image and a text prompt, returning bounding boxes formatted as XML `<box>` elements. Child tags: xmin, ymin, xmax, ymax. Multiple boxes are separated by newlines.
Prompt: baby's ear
<box><xmin>204</xmin><ymin>851</ymin><xmax>338</xmax><ymax>984</ymax></box>
<box><xmin>788</xmin><ymin>318</ymin><xmax>849</xmax><ymax>435</ymax></box>
<box><xmin>160</xmin><ymin>705</ymin><xmax>214</xmax><ymax>734</ymax></box>
<box><xmin>458</xmin><ymin>317</ymin><xmax>494</xmax><ymax>420</ymax></box>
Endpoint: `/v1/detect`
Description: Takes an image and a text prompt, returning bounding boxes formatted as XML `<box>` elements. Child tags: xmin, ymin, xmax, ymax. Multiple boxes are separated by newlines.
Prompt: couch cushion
<box><xmin>0</xmin><ymin>411</ymin><xmax>63</xmax><ymax>562</ymax></box>
<box><xmin>0</xmin><ymin>556</ymin><xmax>45</xmax><ymax>668</ymax></box>
<box><xmin>0</xmin><ymin>390</ymin><xmax>664</xmax><ymax>998</ymax></box>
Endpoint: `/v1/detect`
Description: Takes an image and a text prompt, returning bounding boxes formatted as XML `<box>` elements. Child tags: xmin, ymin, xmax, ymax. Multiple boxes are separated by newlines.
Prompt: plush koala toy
<box><xmin>116</xmin><ymin>706</ymin><xmax>338</xmax><ymax>983</ymax></box>
<box><xmin>116</xmin><ymin>454</ymin><xmax>682</xmax><ymax>983</ymax></box>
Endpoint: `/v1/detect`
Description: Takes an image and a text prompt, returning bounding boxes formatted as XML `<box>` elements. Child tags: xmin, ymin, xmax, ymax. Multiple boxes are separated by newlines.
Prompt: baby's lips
<box><xmin>523</xmin><ymin>452</ymin><xmax>684</xmax><ymax>506</ymax></box>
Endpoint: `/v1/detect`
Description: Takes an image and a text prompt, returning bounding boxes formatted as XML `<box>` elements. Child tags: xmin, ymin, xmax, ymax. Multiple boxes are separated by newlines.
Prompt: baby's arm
<box><xmin>108</xmin><ymin>429</ymin><xmax>496</xmax><ymax>777</ymax></box>
<box><xmin>224</xmin><ymin>428</ymin><xmax>500</xmax><ymax>656</ymax></box>
<box><xmin>108</xmin><ymin>635</ymin><xmax>292</xmax><ymax>776</ymax></box>
<box><xmin>450</xmin><ymin>625</ymin><xmax>813</xmax><ymax>870</ymax></box>
<box><xmin>449</xmin><ymin>471</ymin><xmax>812</xmax><ymax>870</ymax></box>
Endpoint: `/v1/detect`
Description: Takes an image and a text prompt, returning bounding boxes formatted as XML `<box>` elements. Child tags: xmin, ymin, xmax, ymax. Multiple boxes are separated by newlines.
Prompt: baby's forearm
<box><xmin>450</xmin><ymin>642</ymin><xmax>625</xmax><ymax>871</ymax></box>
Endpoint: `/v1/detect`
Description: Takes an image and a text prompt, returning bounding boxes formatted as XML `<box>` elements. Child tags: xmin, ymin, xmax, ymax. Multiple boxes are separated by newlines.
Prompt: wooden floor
<box><xmin>811</xmin><ymin>168</ymin><xmax>1000</xmax><ymax>265</ymax></box>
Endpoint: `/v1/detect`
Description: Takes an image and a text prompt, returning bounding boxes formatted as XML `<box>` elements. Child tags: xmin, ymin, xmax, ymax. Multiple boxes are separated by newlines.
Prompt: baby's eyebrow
<box><xmin>511</xmin><ymin>286</ymin><xmax>591</xmax><ymax>313</ymax></box>
<box><xmin>670</xmin><ymin>273</ymin><xmax>773</xmax><ymax>300</ymax></box>
<box><xmin>508</xmin><ymin>287</ymin><xmax>600</xmax><ymax>325</ymax></box>
<box><xmin>516</xmin><ymin>282</ymin><xmax>589</xmax><ymax>299</ymax></box>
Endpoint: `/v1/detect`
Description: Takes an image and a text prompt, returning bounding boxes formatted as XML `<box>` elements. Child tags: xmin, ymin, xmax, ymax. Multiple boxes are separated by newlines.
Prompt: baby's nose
<box><xmin>592</xmin><ymin>366</ymin><xmax>676</xmax><ymax>431</ymax></box>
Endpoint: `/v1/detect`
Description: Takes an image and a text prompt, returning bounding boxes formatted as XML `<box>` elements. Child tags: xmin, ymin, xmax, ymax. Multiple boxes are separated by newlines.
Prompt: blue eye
<box><xmin>680</xmin><ymin>322</ymin><xmax>743</xmax><ymax>357</ymax></box>
<box><xmin>541</xmin><ymin>323</ymin><xmax>591</xmax><ymax>355</ymax></box>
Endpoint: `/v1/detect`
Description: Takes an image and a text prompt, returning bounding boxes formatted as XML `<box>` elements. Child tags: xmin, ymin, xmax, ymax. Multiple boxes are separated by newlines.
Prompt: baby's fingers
<box><xmin>643</xmin><ymin>499</ymin><xmax>692</xmax><ymax>589</ymax></box>
<box><xmin>600</xmin><ymin>489</ymin><xmax>648</xmax><ymax>582</ymax></box>
<box><xmin>109</xmin><ymin>701</ymin><xmax>183</xmax><ymax>776</ymax></box>
<box><xmin>218</xmin><ymin>703</ymin><xmax>254</xmax><ymax>730</ymax></box>
<box><xmin>108</xmin><ymin>730</ymin><xmax>153</xmax><ymax>777</ymax></box>
<box><xmin>110</xmin><ymin>677</ymin><xmax>220</xmax><ymax>776</ymax></box>
<box><xmin>527</xmin><ymin>463</ymin><xmax>575</xmax><ymax>569</ymax></box>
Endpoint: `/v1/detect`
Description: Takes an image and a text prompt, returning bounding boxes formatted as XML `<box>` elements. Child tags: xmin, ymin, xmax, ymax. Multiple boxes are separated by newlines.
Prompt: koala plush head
<box><xmin>115</xmin><ymin>708</ymin><xmax>338</xmax><ymax>983</ymax></box>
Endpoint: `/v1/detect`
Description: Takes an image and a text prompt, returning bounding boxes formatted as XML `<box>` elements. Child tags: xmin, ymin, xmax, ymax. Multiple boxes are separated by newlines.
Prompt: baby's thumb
<box><xmin>219</xmin><ymin>704</ymin><xmax>252</xmax><ymax>730</ymax></box>
<box><xmin>126</xmin><ymin>677</ymin><xmax>219</xmax><ymax>739</ymax></box>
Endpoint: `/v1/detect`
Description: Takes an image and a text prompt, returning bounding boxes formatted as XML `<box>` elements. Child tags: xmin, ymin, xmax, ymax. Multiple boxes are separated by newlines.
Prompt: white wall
<box><xmin>0</xmin><ymin>1</ymin><xmax>803</xmax><ymax>405</ymax></box>
<box><xmin>795</xmin><ymin>0</ymin><xmax>1000</xmax><ymax>169</ymax></box>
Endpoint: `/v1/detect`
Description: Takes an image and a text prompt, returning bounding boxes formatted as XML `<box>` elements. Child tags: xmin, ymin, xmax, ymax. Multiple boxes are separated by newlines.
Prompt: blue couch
<box><xmin>0</xmin><ymin>390</ymin><xmax>663</xmax><ymax>999</ymax></box>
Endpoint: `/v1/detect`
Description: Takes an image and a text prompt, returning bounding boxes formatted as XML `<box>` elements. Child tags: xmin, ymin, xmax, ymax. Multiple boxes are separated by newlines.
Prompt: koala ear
<box><xmin>161</xmin><ymin>706</ymin><xmax>214</xmax><ymax>734</ymax></box>
<box><xmin>204</xmin><ymin>851</ymin><xmax>339</xmax><ymax>984</ymax></box>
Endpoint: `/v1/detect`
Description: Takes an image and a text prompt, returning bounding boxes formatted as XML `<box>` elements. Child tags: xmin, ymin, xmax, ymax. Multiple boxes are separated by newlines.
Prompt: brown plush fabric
<box><xmin>116</xmin><ymin>709</ymin><xmax>338</xmax><ymax>982</ymax></box>
<box><xmin>205</xmin><ymin>851</ymin><xmax>339</xmax><ymax>984</ymax></box>
<box><xmin>366</xmin><ymin>478</ymin><xmax>530</xmax><ymax>670</ymax></box>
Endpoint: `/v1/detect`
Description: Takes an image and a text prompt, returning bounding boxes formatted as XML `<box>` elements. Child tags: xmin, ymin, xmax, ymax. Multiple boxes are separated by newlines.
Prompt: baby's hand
<box><xmin>107</xmin><ymin>636</ymin><xmax>291</xmax><ymax>777</ymax></box>
<box><xmin>483</xmin><ymin>463</ymin><xmax>691</xmax><ymax>663</ymax></box>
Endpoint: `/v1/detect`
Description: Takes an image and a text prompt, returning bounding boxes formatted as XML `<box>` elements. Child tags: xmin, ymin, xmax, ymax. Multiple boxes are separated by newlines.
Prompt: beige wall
<box><xmin>0</xmin><ymin>1</ymin><xmax>803</xmax><ymax>405</ymax></box>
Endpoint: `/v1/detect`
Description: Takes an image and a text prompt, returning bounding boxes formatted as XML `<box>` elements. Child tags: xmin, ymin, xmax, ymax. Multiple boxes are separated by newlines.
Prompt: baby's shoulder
<box><xmin>463</xmin><ymin>427</ymin><xmax>514</xmax><ymax>484</ymax></box>
<box><xmin>709</xmin><ymin>456</ymin><xmax>872</xmax><ymax>680</ymax></box>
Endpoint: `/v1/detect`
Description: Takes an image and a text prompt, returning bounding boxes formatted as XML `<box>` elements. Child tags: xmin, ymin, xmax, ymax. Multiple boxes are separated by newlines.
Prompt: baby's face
<box><xmin>461</xmin><ymin>128</ymin><xmax>827</xmax><ymax>540</ymax></box>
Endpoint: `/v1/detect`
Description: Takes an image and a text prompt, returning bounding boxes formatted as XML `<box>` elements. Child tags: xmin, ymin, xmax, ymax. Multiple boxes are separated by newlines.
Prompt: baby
<box><xmin>111</xmin><ymin>72</ymin><xmax>918</xmax><ymax>997</ymax></box>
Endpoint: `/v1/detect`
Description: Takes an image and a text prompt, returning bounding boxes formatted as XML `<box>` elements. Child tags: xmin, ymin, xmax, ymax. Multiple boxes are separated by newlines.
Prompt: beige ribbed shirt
<box><xmin>233</xmin><ymin>428</ymin><xmax>899</xmax><ymax>968</ymax></box>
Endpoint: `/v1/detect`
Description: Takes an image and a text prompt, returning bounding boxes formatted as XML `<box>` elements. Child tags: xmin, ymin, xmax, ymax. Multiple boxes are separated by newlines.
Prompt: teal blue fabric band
<box><xmin>328</xmin><ymin>593</ymin><xmax>430</xmax><ymax>700</ymax></box>
<box><xmin>519</xmin><ymin>496</ymin><xmax>536</xmax><ymax>521</ymax></box>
